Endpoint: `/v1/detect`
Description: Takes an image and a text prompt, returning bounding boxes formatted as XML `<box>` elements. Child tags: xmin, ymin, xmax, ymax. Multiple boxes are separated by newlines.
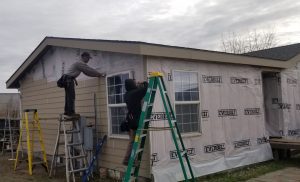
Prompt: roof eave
<box><xmin>6</xmin><ymin>37</ymin><xmax>291</xmax><ymax>89</ymax></box>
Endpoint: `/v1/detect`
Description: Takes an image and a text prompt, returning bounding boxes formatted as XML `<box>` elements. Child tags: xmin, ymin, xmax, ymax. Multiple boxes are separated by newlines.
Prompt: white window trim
<box><xmin>172</xmin><ymin>69</ymin><xmax>202</xmax><ymax>136</ymax></box>
<box><xmin>106</xmin><ymin>70</ymin><xmax>133</xmax><ymax>139</ymax></box>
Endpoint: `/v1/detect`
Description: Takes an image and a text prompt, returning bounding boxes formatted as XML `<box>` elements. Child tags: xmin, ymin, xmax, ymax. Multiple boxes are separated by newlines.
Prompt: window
<box><xmin>107</xmin><ymin>72</ymin><xmax>131</xmax><ymax>135</ymax></box>
<box><xmin>174</xmin><ymin>71</ymin><xmax>200</xmax><ymax>133</ymax></box>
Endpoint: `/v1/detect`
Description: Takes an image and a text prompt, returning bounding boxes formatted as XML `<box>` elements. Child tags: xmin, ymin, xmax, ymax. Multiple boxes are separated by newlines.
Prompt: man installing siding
<box><xmin>58</xmin><ymin>52</ymin><xmax>106</xmax><ymax>116</ymax></box>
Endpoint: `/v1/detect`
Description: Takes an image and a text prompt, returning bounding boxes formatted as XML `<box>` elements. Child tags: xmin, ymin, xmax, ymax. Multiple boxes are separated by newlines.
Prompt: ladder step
<box><xmin>144</xmin><ymin>119</ymin><xmax>151</xmax><ymax>123</ymax></box>
<box><xmin>29</xmin><ymin>129</ymin><xmax>40</xmax><ymax>132</ymax></box>
<box><xmin>61</xmin><ymin>118</ymin><xmax>79</xmax><ymax>122</ymax></box>
<box><xmin>65</xmin><ymin>155</ymin><xmax>86</xmax><ymax>159</ymax></box>
<box><xmin>66</xmin><ymin>129</ymin><xmax>80</xmax><ymax>134</ymax></box>
<box><xmin>69</xmin><ymin>167</ymin><xmax>87</xmax><ymax>173</ymax></box>
<box><xmin>180</xmin><ymin>150</ymin><xmax>187</xmax><ymax>156</ymax></box>
<box><xmin>32</xmin><ymin>161</ymin><xmax>45</xmax><ymax>165</ymax></box>
<box><xmin>136</xmin><ymin>149</ymin><xmax>143</xmax><ymax>154</ymax></box>
<box><xmin>140</xmin><ymin>134</ymin><xmax>147</xmax><ymax>138</ymax></box>
<box><xmin>67</xmin><ymin>142</ymin><xmax>83</xmax><ymax>146</ymax></box>
<box><xmin>59</xmin><ymin>129</ymin><xmax>80</xmax><ymax>134</ymax></box>
<box><xmin>21</xmin><ymin>140</ymin><xmax>41</xmax><ymax>143</ymax></box>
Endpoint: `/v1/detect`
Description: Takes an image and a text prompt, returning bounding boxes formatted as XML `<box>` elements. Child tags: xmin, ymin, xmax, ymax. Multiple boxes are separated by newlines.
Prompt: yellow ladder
<box><xmin>14</xmin><ymin>109</ymin><xmax>49</xmax><ymax>175</ymax></box>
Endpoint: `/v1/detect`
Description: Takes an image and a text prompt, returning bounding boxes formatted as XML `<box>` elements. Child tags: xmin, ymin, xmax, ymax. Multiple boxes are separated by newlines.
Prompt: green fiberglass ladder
<box><xmin>123</xmin><ymin>72</ymin><xmax>195</xmax><ymax>182</ymax></box>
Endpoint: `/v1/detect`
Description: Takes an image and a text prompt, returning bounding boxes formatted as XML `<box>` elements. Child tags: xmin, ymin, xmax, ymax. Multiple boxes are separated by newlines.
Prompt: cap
<box><xmin>81</xmin><ymin>52</ymin><xmax>92</xmax><ymax>59</ymax></box>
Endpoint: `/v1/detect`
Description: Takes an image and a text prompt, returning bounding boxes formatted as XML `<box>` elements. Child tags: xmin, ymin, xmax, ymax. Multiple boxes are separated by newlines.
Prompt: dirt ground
<box><xmin>1</xmin><ymin>153</ymin><xmax>300</xmax><ymax>182</ymax></box>
<box><xmin>0</xmin><ymin>153</ymin><xmax>114</xmax><ymax>182</ymax></box>
<box><xmin>0</xmin><ymin>154</ymin><xmax>64</xmax><ymax>182</ymax></box>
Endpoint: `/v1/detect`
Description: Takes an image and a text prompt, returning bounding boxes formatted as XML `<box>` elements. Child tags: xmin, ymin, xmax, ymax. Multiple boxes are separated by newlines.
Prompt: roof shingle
<box><xmin>244</xmin><ymin>43</ymin><xmax>300</xmax><ymax>61</ymax></box>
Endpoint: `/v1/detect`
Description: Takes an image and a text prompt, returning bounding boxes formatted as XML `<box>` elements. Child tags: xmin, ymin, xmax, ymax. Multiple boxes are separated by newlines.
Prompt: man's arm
<box><xmin>76</xmin><ymin>62</ymin><xmax>105</xmax><ymax>77</ymax></box>
<box><xmin>131</xmin><ymin>82</ymin><xmax>148</xmax><ymax>100</ymax></box>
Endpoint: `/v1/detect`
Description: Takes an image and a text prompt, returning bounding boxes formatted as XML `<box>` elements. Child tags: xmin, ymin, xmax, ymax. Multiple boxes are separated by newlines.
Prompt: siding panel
<box><xmin>20</xmin><ymin>78</ymin><xmax>150</xmax><ymax>178</ymax></box>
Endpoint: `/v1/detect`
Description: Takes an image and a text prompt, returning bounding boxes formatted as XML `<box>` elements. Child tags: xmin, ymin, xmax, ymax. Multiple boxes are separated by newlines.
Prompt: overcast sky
<box><xmin>1</xmin><ymin>0</ymin><xmax>300</xmax><ymax>93</ymax></box>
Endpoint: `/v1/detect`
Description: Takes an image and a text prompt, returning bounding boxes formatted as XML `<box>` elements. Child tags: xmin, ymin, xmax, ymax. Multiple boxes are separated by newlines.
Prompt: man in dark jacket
<box><xmin>123</xmin><ymin>79</ymin><xmax>148</xmax><ymax>165</ymax></box>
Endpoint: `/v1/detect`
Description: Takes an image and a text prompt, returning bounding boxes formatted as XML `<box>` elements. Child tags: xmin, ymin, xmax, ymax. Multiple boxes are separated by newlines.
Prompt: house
<box><xmin>6</xmin><ymin>37</ymin><xmax>300</xmax><ymax>181</ymax></box>
<box><xmin>244</xmin><ymin>44</ymin><xmax>300</xmax><ymax>137</ymax></box>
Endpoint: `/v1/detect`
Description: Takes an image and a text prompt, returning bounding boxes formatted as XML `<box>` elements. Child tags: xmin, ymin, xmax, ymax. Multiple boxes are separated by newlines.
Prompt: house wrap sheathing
<box><xmin>6</xmin><ymin>37</ymin><xmax>300</xmax><ymax>181</ymax></box>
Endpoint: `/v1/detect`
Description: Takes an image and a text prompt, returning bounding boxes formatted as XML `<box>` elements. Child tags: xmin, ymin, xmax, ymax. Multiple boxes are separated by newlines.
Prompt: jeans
<box><xmin>123</xmin><ymin>129</ymin><xmax>136</xmax><ymax>164</ymax></box>
<box><xmin>64</xmin><ymin>77</ymin><xmax>75</xmax><ymax>115</ymax></box>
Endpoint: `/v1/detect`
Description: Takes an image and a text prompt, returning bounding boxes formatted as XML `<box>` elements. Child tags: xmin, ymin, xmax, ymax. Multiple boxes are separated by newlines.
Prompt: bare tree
<box><xmin>221</xmin><ymin>29</ymin><xmax>277</xmax><ymax>54</ymax></box>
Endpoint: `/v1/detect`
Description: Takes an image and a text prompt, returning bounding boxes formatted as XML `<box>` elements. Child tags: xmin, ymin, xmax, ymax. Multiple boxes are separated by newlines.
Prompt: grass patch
<box><xmin>196</xmin><ymin>155</ymin><xmax>300</xmax><ymax>182</ymax></box>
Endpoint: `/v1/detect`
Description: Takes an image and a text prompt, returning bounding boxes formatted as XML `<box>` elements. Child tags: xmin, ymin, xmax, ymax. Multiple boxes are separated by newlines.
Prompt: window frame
<box><xmin>106</xmin><ymin>71</ymin><xmax>133</xmax><ymax>139</ymax></box>
<box><xmin>172</xmin><ymin>70</ymin><xmax>202</xmax><ymax>135</ymax></box>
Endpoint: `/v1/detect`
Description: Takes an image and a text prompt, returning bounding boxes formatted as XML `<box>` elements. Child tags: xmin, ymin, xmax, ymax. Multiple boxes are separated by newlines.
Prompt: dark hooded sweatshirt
<box><xmin>124</xmin><ymin>79</ymin><xmax>148</xmax><ymax>130</ymax></box>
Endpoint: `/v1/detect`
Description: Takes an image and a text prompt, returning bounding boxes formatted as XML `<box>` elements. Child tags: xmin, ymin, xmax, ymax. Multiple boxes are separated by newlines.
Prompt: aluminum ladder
<box><xmin>123</xmin><ymin>72</ymin><xmax>195</xmax><ymax>182</ymax></box>
<box><xmin>49</xmin><ymin>114</ymin><xmax>88</xmax><ymax>182</ymax></box>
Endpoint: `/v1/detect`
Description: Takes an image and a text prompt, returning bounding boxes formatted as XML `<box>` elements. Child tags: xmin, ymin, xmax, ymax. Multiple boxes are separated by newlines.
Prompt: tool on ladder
<box><xmin>123</xmin><ymin>72</ymin><xmax>195</xmax><ymax>182</ymax></box>
<box><xmin>14</xmin><ymin>109</ymin><xmax>49</xmax><ymax>175</ymax></box>
<box><xmin>49</xmin><ymin>114</ymin><xmax>88</xmax><ymax>182</ymax></box>
<box><xmin>82</xmin><ymin>135</ymin><xmax>107</xmax><ymax>182</ymax></box>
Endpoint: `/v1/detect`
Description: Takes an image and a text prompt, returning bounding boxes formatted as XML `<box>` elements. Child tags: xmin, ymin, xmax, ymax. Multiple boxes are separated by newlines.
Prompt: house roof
<box><xmin>6</xmin><ymin>37</ymin><xmax>295</xmax><ymax>89</ymax></box>
<box><xmin>244</xmin><ymin>43</ymin><xmax>300</xmax><ymax>61</ymax></box>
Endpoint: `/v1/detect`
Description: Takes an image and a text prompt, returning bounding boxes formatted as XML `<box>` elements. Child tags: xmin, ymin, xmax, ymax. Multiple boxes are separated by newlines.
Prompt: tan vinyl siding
<box><xmin>19</xmin><ymin>77</ymin><xmax>151</xmax><ymax>178</ymax></box>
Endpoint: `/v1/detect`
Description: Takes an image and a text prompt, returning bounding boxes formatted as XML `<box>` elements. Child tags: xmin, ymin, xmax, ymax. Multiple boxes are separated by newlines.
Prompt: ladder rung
<box><xmin>29</xmin><ymin>129</ymin><xmax>40</xmax><ymax>132</ymax></box>
<box><xmin>32</xmin><ymin>161</ymin><xmax>45</xmax><ymax>165</ymax></box>
<box><xmin>136</xmin><ymin>149</ymin><xmax>143</xmax><ymax>154</ymax></box>
<box><xmin>144</xmin><ymin>119</ymin><xmax>151</xmax><ymax>123</ymax></box>
<box><xmin>59</xmin><ymin>129</ymin><xmax>80</xmax><ymax>134</ymax></box>
<box><xmin>67</xmin><ymin>142</ymin><xmax>83</xmax><ymax>146</ymax></box>
<box><xmin>65</xmin><ymin>155</ymin><xmax>86</xmax><ymax>159</ymax></box>
<box><xmin>21</xmin><ymin>140</ymin><xmax>41</xmax><ymax>143</ymax></box>
<box><xmin>180</xmin><ymin>150</ymin><xmax>187</xmax><ymax>156</ymax></box>
<box><xmin>69</xmin><ymin>167</ymin><xmax>87</xmax><ymax>173</ymax></box>
<box><xmin>4</xmin><ymin>127</ymin><xmax>19</xmax><ymax>130</ymax></box>
<box><xmin>140</xmin><ymin>134</ymin><xmax>147</xmax><ymax>138</ymax></box>
<box><xmin>66</xmin><ymin>130</ymin><xmax>80</xmax><ymax>134</ymax></box>
<box><xmin>61</xmin><ymin>118</ymin><xmax>79</xmax><ymax>122</ymax></box>
<box><xmin>23</xmin><ymin>109</ymin><xmax>37</xmax><ymax>112</ymax></box>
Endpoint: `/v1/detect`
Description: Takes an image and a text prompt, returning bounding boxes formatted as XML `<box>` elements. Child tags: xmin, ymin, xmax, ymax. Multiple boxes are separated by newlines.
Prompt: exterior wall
<box><xmin>19</xmin><ymin>47</ymin><xmax>150</xmax><ymax>178</ymax></box>
<box><xmin>278</xmin><ymin>61</ymin><xmax>300</xmax><ymax>137</ymax></box>
<box><xmin>146</xmin><ymin>56</ymin><xmax>272</xmax><ymax>181</ymax></box>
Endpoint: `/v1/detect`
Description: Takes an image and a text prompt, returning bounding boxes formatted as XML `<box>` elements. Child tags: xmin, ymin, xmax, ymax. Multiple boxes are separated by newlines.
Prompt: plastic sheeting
<box><xmin>262</xmin><ymin>64</ymin><xmax>300</xmax><ymax>137</ymax></box>
<box><xmin>279</xmin><ymin>64</ymin><xmax>300</xmax><ymax>137</ymax></box>
<box><xmin>147</xmin><ymin>57</ymin><xmax>273</xmax><ymax>182</ymax></box>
